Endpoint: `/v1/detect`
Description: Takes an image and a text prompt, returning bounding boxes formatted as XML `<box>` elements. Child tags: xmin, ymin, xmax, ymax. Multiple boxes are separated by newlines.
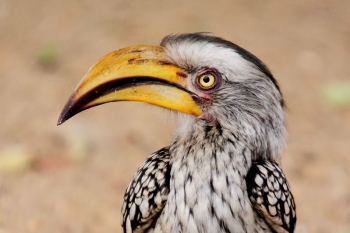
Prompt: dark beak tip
<box><xmin>57</xmin><ymin>117</ymin><xmax>64</xmax><ymax>126</ymax></box>
<box><xmin>57</xmin><ymin>111</ymin><xmax>69</xmax><ymax>126</ymax></box>
<box><xmin>57</xmin><ymin>92</ymin><xmax>81</xmax><ymax>126</ymax></box>
<box><xmin>57</xmin><ymin>101</ymin><xmax>74</xmax><ymax>126</ymax></box>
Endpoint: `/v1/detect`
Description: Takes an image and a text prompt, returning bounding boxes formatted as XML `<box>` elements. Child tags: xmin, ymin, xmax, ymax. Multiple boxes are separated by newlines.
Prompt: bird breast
<box><xmin>152</xmin><ymin>123</ymin><xmax>270</xmax><ymax>233</ymax></box>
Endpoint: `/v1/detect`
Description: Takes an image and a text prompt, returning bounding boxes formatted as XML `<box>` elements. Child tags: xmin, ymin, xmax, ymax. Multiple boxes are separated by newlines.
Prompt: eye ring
<box><xmin>196</xmin><ymin>73</ymin><xmax>217</xmax><ymax>90</ymax></box>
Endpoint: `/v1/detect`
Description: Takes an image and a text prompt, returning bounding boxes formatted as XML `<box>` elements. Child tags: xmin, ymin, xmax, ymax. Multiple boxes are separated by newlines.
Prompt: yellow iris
<box><xmin>197</xmin><ymin>73</ymin><xmax>216</xmax><ymax>89</ymax></box>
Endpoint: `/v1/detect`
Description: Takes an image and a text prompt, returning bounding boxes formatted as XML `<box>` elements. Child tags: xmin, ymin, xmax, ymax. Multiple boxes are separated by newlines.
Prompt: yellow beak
<box><xmin>57</xmin><ymin>45</ymin><xmax>202</xmax><ymax>125</ymax></box>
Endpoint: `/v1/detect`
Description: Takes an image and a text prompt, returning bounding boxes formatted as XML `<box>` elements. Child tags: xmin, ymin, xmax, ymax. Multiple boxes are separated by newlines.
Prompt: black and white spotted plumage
<box><xmin>247</xmin><ymin>161</ymin><xmax>296</xmax><ymax>233</ymax></box>
<box><xmin>120</xmin><ymin>33</ymin><xmax>296</xmax><ymax>233</ymax></box>
<box><xmin>122</xmin><ymin>147</ymin><xmax>170</xmax><ymax>233</ymax></box>
<box><xmin>122</xmin><ymin>154</ymin><xmax>297</xmax><ymax>233</ymax></box>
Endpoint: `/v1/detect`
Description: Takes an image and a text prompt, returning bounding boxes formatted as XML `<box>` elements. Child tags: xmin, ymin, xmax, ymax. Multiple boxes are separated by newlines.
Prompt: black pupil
<box><xmin>203</xmin><ymin>76</ymin><xmax>211</xmax><ymax>83</ymax></box>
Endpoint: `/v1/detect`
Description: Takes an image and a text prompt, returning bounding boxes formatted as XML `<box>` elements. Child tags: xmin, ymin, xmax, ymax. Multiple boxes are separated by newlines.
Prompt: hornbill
<box><xmin>58</xmin><ymin>33</ymin><xmax>296</xmax><ymax>233</ymax></box>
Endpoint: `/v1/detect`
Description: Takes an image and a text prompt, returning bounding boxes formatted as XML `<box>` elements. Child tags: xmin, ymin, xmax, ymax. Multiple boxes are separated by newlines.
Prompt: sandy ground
<box><xmin>0</xmin><ymin>0</ymin><xmax>349</xmax><ymax>232</ymax></box>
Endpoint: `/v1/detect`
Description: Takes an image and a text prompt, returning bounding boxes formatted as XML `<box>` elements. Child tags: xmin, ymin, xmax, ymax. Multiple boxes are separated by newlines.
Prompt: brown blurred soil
<box><xmin>0</xmin><ymin>1</ymin><xmax>349</xmax><ymax>233</ymax></box>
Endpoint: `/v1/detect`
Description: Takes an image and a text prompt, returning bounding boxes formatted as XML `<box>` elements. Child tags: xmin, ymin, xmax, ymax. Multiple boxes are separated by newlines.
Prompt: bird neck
<box><xmin>172</xmin><ymin>113</ymin><xmax>284</xmax><ymax>166</ymax></box>
<box><xmin>170</xmin><ymin>118</ymin><xmax>255</xmax><ymax>177</ymax></box>
<box><xmin>165</xmin><ymin>118</ymin><xmax>259</xmax><ymax>233</ymax></box>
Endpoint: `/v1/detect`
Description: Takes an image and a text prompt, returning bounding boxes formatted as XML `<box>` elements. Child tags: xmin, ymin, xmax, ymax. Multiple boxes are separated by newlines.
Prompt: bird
<box><xmin>58</xmin><ymin>33</ymin><xmax>296</xmax><ymax>233</ymax></box>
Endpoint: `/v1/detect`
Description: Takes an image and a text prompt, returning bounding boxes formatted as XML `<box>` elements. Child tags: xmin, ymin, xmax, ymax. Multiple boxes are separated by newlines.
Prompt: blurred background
<box><xmin>0</xmin><ymin>0</ymin><xmax>349</xmax><ymax>232</ymax></box>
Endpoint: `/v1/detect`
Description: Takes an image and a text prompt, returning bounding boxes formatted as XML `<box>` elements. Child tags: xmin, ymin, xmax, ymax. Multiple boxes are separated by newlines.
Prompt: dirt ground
<box><xmin>0</xmin><ymin>0</ymin><xmax>349</xmax><ymax>232</ymax></box>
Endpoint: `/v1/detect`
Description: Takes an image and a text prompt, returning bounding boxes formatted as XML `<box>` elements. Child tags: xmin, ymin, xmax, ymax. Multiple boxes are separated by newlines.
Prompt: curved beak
<box><xmin>57</xmin><ymin>45</ymin><xmax>201</xmax><ymax>125</ymax></box>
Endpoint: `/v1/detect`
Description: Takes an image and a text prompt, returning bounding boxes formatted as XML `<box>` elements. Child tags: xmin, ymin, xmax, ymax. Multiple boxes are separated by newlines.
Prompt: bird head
<box><xmin>58</xmin><ymin>33</ymin><xmax>286</xmax><ymax>158</ymax></box>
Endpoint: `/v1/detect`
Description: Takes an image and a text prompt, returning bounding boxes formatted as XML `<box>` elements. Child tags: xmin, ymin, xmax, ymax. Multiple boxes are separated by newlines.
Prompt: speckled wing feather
<box><xmin>246</xmin><ymin>160</ymin><xmax>296</xmax><ymax>233</ymax></box>
<box><xmin>121</xmin><ymin>147</ymin><xmax>171</xmax><ymax>233</ymax></box>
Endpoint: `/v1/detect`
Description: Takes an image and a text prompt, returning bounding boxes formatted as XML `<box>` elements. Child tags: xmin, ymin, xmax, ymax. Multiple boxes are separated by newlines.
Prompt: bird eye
<box><xmin>197</xmin><ymin>73</ymin><xmax>216</xmax><ymax>90</ymax></box>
